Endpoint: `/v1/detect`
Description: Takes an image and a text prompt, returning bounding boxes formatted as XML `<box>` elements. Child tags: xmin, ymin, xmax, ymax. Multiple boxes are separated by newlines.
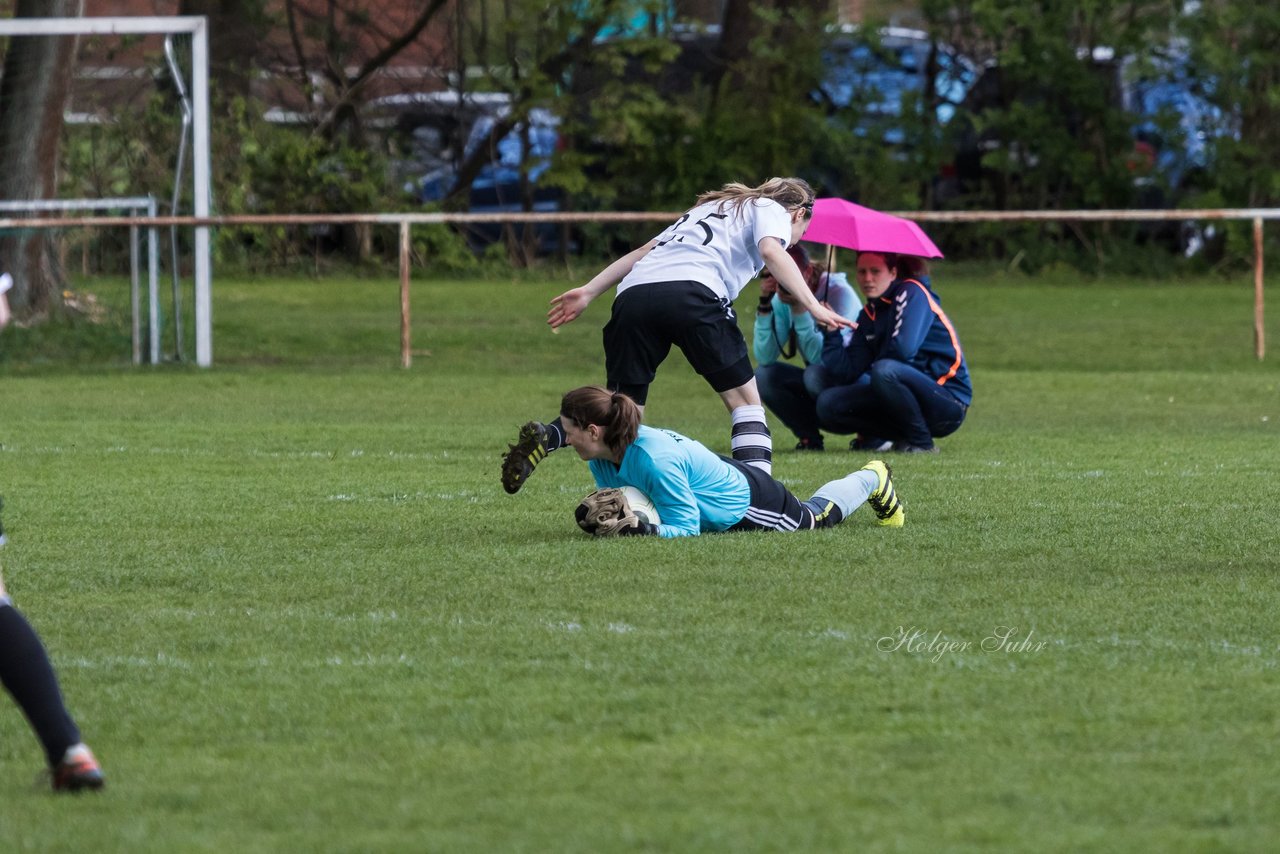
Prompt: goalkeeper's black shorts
<box><xmin>721</xmin><ymin>457</ymin><xmax>830</xmax><ymax>533</ymax></box>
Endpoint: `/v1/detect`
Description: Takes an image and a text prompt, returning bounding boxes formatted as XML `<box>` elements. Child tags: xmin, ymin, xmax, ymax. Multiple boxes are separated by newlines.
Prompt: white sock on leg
<box><xmin>811</xmin><ymin>469</ymin><xmax>878</xmax><ymax>519</ymax></box>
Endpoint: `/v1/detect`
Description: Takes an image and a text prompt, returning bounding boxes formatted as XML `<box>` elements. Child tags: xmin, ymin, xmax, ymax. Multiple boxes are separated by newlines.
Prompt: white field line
<box><xmin>326</xmin><ymin>492</ymin><xmax>483</xmax><ymax>502</ymax></box>
<box><xmin>4</xmin><ymin>445</ymin><xmax>1276</xmax><ymax>475</ymax></box>
<box><xmin>1</xmin><ymin>444</ymin><xmax>451</xmax><ymax>461</ymax></box>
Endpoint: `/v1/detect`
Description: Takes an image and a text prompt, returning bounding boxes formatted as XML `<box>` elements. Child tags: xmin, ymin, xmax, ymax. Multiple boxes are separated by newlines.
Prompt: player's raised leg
<box><xmin>501</xmin><ymin>418</ymin><xmax>567</xmax><ymax>494</ymax></box>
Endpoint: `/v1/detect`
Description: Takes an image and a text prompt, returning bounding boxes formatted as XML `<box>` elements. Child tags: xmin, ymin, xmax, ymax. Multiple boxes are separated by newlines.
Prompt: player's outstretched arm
<box><xmin>548</xmin><ymin>287</ymin><xmax>593</xmax><ymax>329</ymax></box>
<box><xmin>548</xmin><ymin>241</ymin><xmax>657</xmax><ymax>329</ymax></box>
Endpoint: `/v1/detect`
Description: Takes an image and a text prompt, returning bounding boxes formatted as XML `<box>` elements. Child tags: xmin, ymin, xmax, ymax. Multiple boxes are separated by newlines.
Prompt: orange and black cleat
<box><xmin>52</xmin><ymin>744</ymin><xmax>105</xmax><ymax>793</ymax></box>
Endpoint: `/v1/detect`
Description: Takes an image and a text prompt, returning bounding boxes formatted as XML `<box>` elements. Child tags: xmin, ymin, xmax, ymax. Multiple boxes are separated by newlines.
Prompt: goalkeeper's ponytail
<box><xmin>559</xmin><ymin>385</ymin><xmax>641</xmax><ymax>455</ymax></box>
<box><xmin>604</xmin><ymin>390</ymin><xmax>641</xmax><ymax>454</ymax></box>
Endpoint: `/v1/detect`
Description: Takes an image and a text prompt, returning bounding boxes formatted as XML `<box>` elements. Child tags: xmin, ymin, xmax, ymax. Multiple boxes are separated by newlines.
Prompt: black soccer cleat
<box><xmin>501</xmin><ymin>421</ymin><xmax>550</xmax><ymax>494</ymax></box>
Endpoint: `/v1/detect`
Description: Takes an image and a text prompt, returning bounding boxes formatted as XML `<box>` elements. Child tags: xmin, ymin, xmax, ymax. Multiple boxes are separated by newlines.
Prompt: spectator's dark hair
<box><xmin>896</xmin><ymin>254</ymin><xmax>930</xmax><ymax>280</ymax></box>
<box><xmin>856</xmin><ymin>250</ymin><xmax>900</xmax><ymax>277</ymax></box>
<box><xmin>765</xmin><ymin>244</ymin><xmax>821</xmax><ymax>291</ymax></box>
<box><xmin>855</xmin><ymin>251</ymin><xmax>928</xmax><ymax>281</ymax></box>
<box><xmin>787</xmin><ymin>243</ymin><xmax>811</xmax><ymax>270</ymax></box>
<box><xmin>560</xmin><ymin>386</ymin><xmax>641</xmax><ymax>455</ymax></box>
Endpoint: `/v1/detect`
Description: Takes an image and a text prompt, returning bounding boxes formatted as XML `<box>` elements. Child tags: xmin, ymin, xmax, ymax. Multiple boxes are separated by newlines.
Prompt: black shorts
<box><xmin>604</xmin><ymin>281</ymin><xmax>754</xmax><ymax>406</ymax></box>
<box><xmin>722</xmin><ymin>457</ymin><xmax>817</xmax><ymax>533</ymax></box>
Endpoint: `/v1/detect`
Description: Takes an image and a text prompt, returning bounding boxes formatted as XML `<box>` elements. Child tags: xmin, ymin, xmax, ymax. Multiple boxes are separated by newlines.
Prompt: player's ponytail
<box><xmin>559</xmin><ymin>386</ymin><xmax>641</xmax><ymax>454</ymax></box>
<box><xmin>604</xmin><ymin>390</ymin><xmax>641</xmax><ymax>453</ymax></box>
<box><xmin>697</xmin><ymin>177</ymin><xmax>815</xmax><ymax>219</ymax></box>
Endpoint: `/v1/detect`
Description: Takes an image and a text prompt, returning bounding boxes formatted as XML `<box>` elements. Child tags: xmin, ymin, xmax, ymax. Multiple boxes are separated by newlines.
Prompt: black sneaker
<box><xmin>850</xmin><ymin>436</ymin><xmax>893</xmax><ymax>452</ymax></box>
<box><xmin>794</xmin><ymin>437</ymin><xmax>825</xmax><ymax>452</ymax></box>
<box><xmin>501</xmin><ymin>422</ymin><xmax>550</xmax><ymax>494</ymax></box>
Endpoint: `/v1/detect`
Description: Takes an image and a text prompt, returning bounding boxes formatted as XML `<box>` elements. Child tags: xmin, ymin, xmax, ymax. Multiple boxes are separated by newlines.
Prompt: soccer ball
<box><xmin>619</xmin><ymin>486</ymin><xmax>661</xmax><ymax>526</ymax></box>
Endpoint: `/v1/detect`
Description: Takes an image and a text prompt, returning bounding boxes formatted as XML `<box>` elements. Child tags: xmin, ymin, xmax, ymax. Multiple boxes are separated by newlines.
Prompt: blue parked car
<box><xmin>375</xmin><ymin>92</ymin><xmax>567</xmax><ymax>252</ymax></box>
<box><xmin>418</xmin><ymin>107</ymin><xmax>560</xmax><ymax>207</ymax></box>
<box><xmin>1121</xmin><ymin>54</ymin><xmax>1228</xmax><ymax>195</ymax></box>
<box><xmin>1122</xmin><ymin>56</ymin><xmax>1233</xmax><ymax>256</ymax></box>
<box><xmin>417</xmin><ymin>105</ymin><xmax>568</xmax><ymax>251</ymax></box>
<box><xmin>815</xmin><ymin>26</ymin><xmax>977</xmax><ymax>146</ymax></box>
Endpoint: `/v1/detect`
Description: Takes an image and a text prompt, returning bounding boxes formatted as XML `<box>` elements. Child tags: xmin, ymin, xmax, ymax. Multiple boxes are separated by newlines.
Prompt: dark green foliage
<box><xmin>1175</xmin><ymin>1</ymin><xmax>1280</xmax><ymax>256</ymax></box>
<box><xmin>929</xmin><ymin>1</ymin><xmax>1159</xmax><ymax>211</ymax></box>
<box><xmin>42</xmin><ymin>0</ymin><xmax>1280</xmax><ymax>276</ymax></box>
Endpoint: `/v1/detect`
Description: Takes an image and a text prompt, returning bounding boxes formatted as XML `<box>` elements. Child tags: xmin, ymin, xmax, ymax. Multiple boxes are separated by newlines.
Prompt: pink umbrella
<box><xmin>803</xmin><ymin>197</ymin><xmax>944</xmax><ymax>258</ymax></box>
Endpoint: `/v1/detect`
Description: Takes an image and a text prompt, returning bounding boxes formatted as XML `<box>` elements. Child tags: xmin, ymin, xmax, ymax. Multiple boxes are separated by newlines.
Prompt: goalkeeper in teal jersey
<box><xmin>557</xmin><ymin>386</ymin><xmax>905</xmax><ymax>538</ymax></box>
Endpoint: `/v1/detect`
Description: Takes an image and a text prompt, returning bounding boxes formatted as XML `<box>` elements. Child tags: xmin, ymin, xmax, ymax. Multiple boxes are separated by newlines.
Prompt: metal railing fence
<box><xmin>0</xmin><ymin>207</ymin><xmax>1270</xmax><ymax>366</ymax></box>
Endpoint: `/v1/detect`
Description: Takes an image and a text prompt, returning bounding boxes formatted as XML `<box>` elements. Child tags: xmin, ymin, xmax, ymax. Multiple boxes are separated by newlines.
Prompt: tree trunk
<box><xmin>713</xmin><ymin>0</ymin><xmax>829</xmax><ymax>107</ymax></box>
<box><xmin>716</xmin><ymin>0</ymin><xmax>757</xmax><ymax>91</ymax></box>
<box><xmin>180</xmin><ymin>0</ymin><xmax>265</xmax><ymax>102</ymax></box>
<box><xmin>0</xmin><ymin>0</ymin><xmax>84</xmax><ymax>319</ymax></box>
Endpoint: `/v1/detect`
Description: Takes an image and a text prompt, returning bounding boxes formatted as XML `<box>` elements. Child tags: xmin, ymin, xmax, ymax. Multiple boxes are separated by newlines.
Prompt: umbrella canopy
<box><xmin>803</xmin><ymin>197</ymin><xmax>944</xmax><ymax>258</ymax></box>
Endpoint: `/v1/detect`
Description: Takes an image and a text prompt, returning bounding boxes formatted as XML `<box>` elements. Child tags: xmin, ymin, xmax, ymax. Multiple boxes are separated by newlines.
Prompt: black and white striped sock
<box><xmin>730</xmin><ymin>405</ymin><xmax>772</xmax><ymax>475</ymax></box>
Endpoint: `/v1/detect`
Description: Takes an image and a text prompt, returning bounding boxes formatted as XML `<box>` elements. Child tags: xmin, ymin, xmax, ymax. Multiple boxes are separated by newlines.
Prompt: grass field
<box><xmin>1</xmin><ymin>265</ymin><xmax>1278</xmax><ymax>852</ymax></box>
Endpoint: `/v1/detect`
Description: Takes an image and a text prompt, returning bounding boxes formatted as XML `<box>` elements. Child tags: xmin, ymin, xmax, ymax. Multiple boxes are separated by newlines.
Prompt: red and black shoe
<box><xmin>52</xmin><ymin>744</ymin><xmax>105</xmax><ymax>793</ymax></box>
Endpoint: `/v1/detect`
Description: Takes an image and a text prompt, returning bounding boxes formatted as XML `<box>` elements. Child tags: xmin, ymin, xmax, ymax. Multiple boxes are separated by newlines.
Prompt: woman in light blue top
<box><xmin>753</xmin><ymin>244</ymin><xmax>860</xmax><ymax>451</ymax></box>
<box><xmin>558</xmin><ymin>386</ymin><xmax>905</xmax><ymax>538</ymax></box>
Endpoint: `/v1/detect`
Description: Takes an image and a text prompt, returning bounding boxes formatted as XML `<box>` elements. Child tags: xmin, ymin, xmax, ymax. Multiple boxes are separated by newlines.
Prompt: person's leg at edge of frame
<box><xmin>0</xmin><ymin>523</ymin><xmax>105</xmax><ymax>791</ymax></box>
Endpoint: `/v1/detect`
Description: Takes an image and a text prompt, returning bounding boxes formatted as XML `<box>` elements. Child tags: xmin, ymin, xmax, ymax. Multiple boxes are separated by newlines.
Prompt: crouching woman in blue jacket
<box><xmin>816</xmin><ymin>252</ymin><xmax>971</xmax><ymax>454</ymax></box>
<box><xmin>559</xmin><ymin>385</ymin><xmax>905</xmax><ymax>537</ymax></box>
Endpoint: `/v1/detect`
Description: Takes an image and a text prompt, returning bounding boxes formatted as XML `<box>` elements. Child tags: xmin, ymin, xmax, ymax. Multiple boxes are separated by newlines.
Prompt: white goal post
<box><xmin>0</xmin><ymin>15</ymin><xmax>213</xmax><ymax>366</ymax></box>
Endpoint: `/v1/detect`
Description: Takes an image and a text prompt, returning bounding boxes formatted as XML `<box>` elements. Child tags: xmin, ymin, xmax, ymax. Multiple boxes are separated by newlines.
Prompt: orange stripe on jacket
<box><xmin>903</xmin><ymin>279</ymin><xmax>963</xmax><ymax>387</ymax></box>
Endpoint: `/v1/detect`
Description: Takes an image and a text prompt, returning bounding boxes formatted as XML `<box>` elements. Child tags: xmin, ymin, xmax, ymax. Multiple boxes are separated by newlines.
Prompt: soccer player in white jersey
<box><xmin>560</xmin><ymin>386</ymin><xmax>904</xmax><ymax>538</ymax></box>
<box><xmin>502</xmin><ymin>178</ymin><xmax>855</xmax><ymax>494</ymax></box>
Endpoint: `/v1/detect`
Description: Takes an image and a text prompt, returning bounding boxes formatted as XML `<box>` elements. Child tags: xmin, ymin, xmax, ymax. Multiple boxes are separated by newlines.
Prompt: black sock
<box><xmin>0</xmin><ymin>602</ymin><xmax>81</xmax><ymax>767</ymax></box>
<box><xmin>544</xmin><ymin>417</ymin><xmax>566</xmax><ymax>452</ymax></box>
<box><xmin>802</xmin><ymin>498</ymin><xmax>846</xmax><ymax>530</ymax></box>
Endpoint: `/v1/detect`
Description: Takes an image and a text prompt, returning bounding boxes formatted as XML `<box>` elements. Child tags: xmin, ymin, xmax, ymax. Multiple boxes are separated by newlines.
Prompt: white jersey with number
<box><xmin>616</xmin><ymin>198</ymin><xmax>793</xmax><ymax>302</ymax></box>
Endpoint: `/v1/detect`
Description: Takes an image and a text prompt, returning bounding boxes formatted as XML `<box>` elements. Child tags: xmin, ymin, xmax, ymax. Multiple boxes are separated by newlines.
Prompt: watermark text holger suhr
<box><xmin>878</xmin><ymin>626</ymin><xmax>1049</xmax><ymax>663</ymax></box>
